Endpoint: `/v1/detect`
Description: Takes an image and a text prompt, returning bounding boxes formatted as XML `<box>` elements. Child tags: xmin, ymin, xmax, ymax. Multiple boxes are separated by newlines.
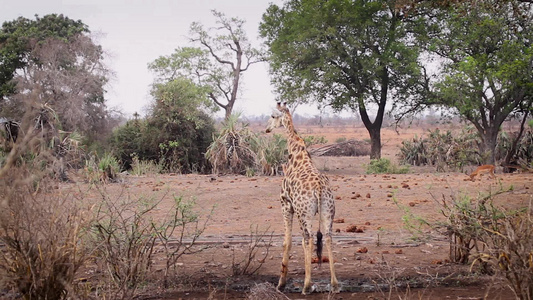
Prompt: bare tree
<box><xmin>10</xmin><ymin>34</ymin><xmax>111</xmax><ymax>140</ymax></box>
<box><xmin>189</xmin><ymin>10</ymin><xmax>264</xmax><ymax>120</ymax></box>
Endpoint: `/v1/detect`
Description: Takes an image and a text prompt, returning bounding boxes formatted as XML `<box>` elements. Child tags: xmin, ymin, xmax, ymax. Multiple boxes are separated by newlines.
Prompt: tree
<box><xmin>0</xmin><ymin>14</ymin><xmax>112</xmax><ymax>145</ymax></box>
<box><xmin>260</xmin><ymin>0</ymin><xmax>425</xmax><ymax>159</ymax></box>
<box><xmin>427</xmin><ymin>0</ymin><xmax>533</xmax><ymax>164</ymax></box>
<box><xmin>150</xmin><ymin>10</ymin><xmax>263</xmax><ymax>121</ymax></box>
<box><xmin>111</xmin><ymin>77</ymin><xmax>215</xmax><ymax>173</ymax></box>
<box><xmin>0</xmin><ymin>14</ymin><xmax>88</xmax><ymax>100</ymax></box>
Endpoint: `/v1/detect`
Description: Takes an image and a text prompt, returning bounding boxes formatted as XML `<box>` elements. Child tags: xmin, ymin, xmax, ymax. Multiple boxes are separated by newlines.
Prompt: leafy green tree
<box><xmin>427</xmin><ymin>0</ymin><xmax>533</xmax><ymax>164</ymax></box>
<box><xmin>111</xmin><ymin>78</ymin><xmax>215</xmax><ymax>173</ymax></box>
<box><xmin>260</xmin><ymin>0</ymin><xmax>425</xmax><ymax>159</ymax></box>
<box><xmin>150</xmin><ymin>10</ymin><xmax>263</xmax><ymax>121</ymax></box>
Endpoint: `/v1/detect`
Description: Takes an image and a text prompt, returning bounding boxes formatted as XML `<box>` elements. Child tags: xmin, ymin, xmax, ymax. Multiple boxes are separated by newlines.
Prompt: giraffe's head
<box><xmin>266</xmin><ymin>102</ymin><xmax>290</xmax><ymax>133</ymax></box>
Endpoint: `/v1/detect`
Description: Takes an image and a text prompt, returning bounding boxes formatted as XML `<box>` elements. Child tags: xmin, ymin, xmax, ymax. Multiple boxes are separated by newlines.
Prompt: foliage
<box><xmin>365</xmin><ymin>158</ymin><xmax>409</xmax><ymax>174</ymax></box>
<box><xmin>399</xmin><ymin>127</ymin><xmax>533</xmax><ymax>171</ymax></box>
<box><xmin>110</xmin><ymin>78</ymin><xmax>216</xmax><ymax>174</ymax></box>
<box><xmin>84</xmin><ymin>152</ymin><xmax>120</xmax><ymax>183</ymax></box>
<box><xmin>149</xmin><ymin>10</ymin><xmax>263</xmax><ymax>120</ymax></box>
<box><xmin>0</xmin><ymin>112</ymin><xmax>94</xmax><ymax>299</ymax></box>
<box><xmin>130</xmin><ymin>155</ymin><xmax>163</xmax><ymax>176</ymax></box>
<box><xmin>91</xmin><ymin>191</ymin><xmax>158</xmax><ymax>299</ymax></box>
<box><xmin>335</xmin><ymin>137</ymin><xmax>347</xmax><ymax>143</ymax></box>
<box><xmin>260</xmin><ymin>0</ymin><xmax>426</xmax><ymax>159</ymax></box>
<box><xmin>398</xmin><ymin>127</ymin><xmax>481</xmax><ymax>171</ymax></box>
<box><xmin>151</xmin><ymin>195</ymin><xmax>211</xmax><ymax>288</ymax></box>
<box><xmin>426</xmin><ymin>0</ymin><xmax>533</xmax><ymax>164</ymax></box>
<box><xmin>302</xmin><ymin>135</ymin><xmax>327</xmax><ymax>147</ymax></box>
<box><xmin>205</xmin><ymin>114</ymin><xmax>257</xmax><ymax>175</ymax></box>
<box><xmin>496</xmin><ymin>130</ymin><xmax>533</xmax><ymax>169</ymax></box>
<box><xmin>394</xmin><ymin>199</ymin><xmax>430</xmax><ymax>240</ymax></box>
<box><xmin>0</xmin><ymin>14</ymin><xmax>113</xmax><ymax>148</ymax></box>
<box><xmin>0</xmin><ymin>14</ymin><xmax>88</xmax><ymax>99</ymax></box>
<box><xmin>91</xmin><ymin>190</ymin><xmax>210</xmax><ymax>298</ymax></box>
<box><xmin>252</xmin><ymin>133</ymin><xmax>288</xmax><ymax>176</ymax></box>
<box><xmin>475</xmin><ymin>203</ymin><xmax>533</xmax><ymax>300</ymax></box>
<box><xmin>434</xmin><ymin>187</ymin><xmax>533</xmax><ymax>299</ymax></box>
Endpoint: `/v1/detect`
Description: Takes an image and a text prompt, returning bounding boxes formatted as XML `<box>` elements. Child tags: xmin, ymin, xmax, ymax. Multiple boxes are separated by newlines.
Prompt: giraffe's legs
<box><xmin>277</xmin><ymin>204</ymin><xmax>293</xmax><ymax>291</ymax></box>
<box><xmin>302</xmin><ymin>234</ymin><xmax>314</xmax><ymax>294</ymax></box>
<box><xmin>325</xmin><ymin>234</ymin><xmax>339</xmax><ymax>292</ymax></box>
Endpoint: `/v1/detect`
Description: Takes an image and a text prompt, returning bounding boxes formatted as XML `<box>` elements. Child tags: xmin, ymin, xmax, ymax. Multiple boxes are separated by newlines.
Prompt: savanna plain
<box><xmin>49</xmin><ymin>124</ymin><xmax>533</xmax><ymax>299</ymax></box>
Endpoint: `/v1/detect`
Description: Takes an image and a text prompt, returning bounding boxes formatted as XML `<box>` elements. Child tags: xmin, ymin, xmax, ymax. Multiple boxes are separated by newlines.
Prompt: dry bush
<box><xmin>90</xmin><ymin>189</ymin><xmax>159</xmax><ymax>299</ymax></box>
<box><xmin>434</xmin><ymin>188</ymin><xmax>533</xmax><ymax>299</ymax></box>
<box><xmin>0</xmin><ymin>121</ymin><xmax>94</xmax><ymax>299</ymax></box>
<box><xmin>231</xmin><ymin>225</ymin><xmax>274</xmax><ymax>276</ymax></box>
<box><xmin>246</xmin><ymin>282</ymin><xmax>290</xmax><ymax>300</ymax></box>
<box><xmin>90</xmin><ymin>189</ymin><xmax>212</xmax><ymax>298</ymax></box>
<box><xmin>152</xmin><ymin>195</ymin><xmax>212</xmax><ymax>288</ymax></box>
<box><xmin>472</xmin><ymin>202</ymin><xmax>533</xmax><ymax>300</ymax></box>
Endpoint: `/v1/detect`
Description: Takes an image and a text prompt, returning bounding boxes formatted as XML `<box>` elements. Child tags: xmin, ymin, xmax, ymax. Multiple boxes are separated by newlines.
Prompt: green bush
<box><xmin>398</xmin><ymin>127</ymin><xmax>480</xmax><ymax>171</ymax></box>
<box><xmin>302</xmin><ymin>135</ymin><xmax>327</xmax><ymax>147</ymax></box>
<box><xmin>335</xmin><ymin>137</ymin><xmax>347</xmax><ymax>143</ymax></box>
<box><xmin>110</xmin><ymin>111</ymin><xmax>215</xmax><ymax>174</ymax></box>
<box><xmin>366</xmin><ymin>158</ymin><xmax>409</xmax><ymax>174</ymax></box>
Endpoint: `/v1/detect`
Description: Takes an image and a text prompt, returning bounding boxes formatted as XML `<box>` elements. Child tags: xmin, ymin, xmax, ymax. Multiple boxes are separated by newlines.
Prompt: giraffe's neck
<box><xmin>283</xmin><ymin>112</ymin><xmax>315</xmax><ymax>174</ymax></box>
<box><xmin>284</xmin><ymin>113</ymin><xmax>305</xmax><ymax>153</ymax></box>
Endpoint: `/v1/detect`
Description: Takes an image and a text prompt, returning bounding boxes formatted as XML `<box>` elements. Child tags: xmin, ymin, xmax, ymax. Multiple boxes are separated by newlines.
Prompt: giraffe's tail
<box><xmin>316</xmin><ymin>230</ymin><xmax>323</xmax><ymax>266</ymax></box>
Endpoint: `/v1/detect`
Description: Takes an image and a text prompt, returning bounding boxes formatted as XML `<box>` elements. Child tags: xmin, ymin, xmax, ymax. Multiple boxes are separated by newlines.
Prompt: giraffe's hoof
<box><xmin>301</xmin><ymin>284</ymin><xmax>315</xmax><ymax>295</ymax></box>
<box><xmin>277</xmin><ymin>283</ymin><xmax>285</xmax><ymax>292</ymax></box>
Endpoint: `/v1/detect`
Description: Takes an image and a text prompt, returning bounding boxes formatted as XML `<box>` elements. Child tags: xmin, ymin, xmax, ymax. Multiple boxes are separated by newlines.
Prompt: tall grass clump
<box><xmin>84</xmin><ymin>152</ymin><xmax>121</xmax><ymax>183</ymax></box>
<box><xmin>205</xmin><ymin>114</ymin><xmax>257</xmax><ymax>175</ymax></box>
<box><xmin>253</xmin><ymin>133</ymin><xmax>288</xmax><ymax>176</ymax></box>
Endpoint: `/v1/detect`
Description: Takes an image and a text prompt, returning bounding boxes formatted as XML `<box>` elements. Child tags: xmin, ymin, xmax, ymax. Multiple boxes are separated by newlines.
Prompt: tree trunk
<box><xmin>368</xmin><ymin>126</ymin><xmax>382</xmax><ymax>160</ymax></box>
<box><xmin>503</xmin><ymin>110</ymin><xmax>529</xmax><ymax>173</ymax></box>
<box><xmin>481</xmin><ymin>126</ymin><xmax>499</xmax><ymax>165</ymax></box>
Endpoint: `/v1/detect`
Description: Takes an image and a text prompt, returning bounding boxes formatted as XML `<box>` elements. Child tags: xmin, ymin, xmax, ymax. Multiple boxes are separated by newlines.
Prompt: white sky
<box><xmin>1</xmin><ymin>0</ymin><xmax>334</xmax><ymax>118</ymax></box>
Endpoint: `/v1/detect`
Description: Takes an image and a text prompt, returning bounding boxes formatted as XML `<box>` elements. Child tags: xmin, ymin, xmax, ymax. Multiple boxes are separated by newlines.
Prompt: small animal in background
<box><xmin>469</xmin><ymin>164</ymin><xmax>496</xmax><ymax>181</ymax></box>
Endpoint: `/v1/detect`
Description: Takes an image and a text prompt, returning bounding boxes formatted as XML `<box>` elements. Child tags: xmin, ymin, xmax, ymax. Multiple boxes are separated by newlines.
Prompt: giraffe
<box><xmin>266</xmin><ymin>102</ymin><xmax>339</xmax><ymax>295</ymax></box>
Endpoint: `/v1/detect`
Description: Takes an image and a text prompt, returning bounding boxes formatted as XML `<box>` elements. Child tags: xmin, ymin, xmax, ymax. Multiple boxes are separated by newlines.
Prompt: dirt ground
<box><xmin>69</xmin><ymin>125</ymin><xmax>532</xmax><ymax>299</ymax></box>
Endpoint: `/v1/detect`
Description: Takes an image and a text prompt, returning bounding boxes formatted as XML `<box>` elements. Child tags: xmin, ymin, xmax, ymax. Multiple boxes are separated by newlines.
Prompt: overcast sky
<box><xmin>1</xmin><ymin>0</ymin><xmax>331</xmax><ymax>118</ymax></box>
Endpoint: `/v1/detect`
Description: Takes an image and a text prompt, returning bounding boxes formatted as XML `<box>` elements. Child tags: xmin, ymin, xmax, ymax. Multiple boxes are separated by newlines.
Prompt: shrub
<box><xmin>90</xmin><ymin>190</ymin><xmax>211</xmax><ymax>297</ymax></box>
<box><xmin>435</xmin><ymin>188</ymin><xmax>533</xmax><ymax>299</ymax></box>
<box><xmin>398</xmin><ymin>127</ymin><xmax>480</xmax><ymax>171</ymax></box>
<box><xmin>0</xmin><ymin>117</ymin><xmax>94</xmax><ymax>299</ymax></box>
<box><xmin>0</xmin><ymin>182</ymin><xmax>94</xmax><ymax>299</ymax></box>
<box><xmin>205</xmin><ymin>114</ymin><xmax>257</xmax><ymax>175</ymax></box>
<box><xmin>335</xmin><ymin>137</ymin><xmax>347</xmax><ymax>143</ymax></box>
<box><xmin>110</xmin><ymin>111</ymin><xmax>215</xmax><ymax>174</ymax></box>
<box><xmin>91</xmin><ymin>190</ymin><xmax>158</xmax><ymax>299</ymax></box>
<box><xmin>366</xmin><ymin>158</ymin><xmax>409</xmax><ymax>174</ymax></box>
<box><xmin>302</xmin><ymin>135</ymin><xmax>327</xmax><ymax>147</ymax></box>
<box><xmin>130</xmin><ymin>154</ymin><xmax>163</xmax><ymax>175</ymax></box>
<box><xmin>84</xmin><ymin>152</ymin><xmax>120</xmax><ymax>183</ymax></box>
<box><xmin>253</xmin><ymin>133</ymin><xmax>288</xmax><ymax>176</ymax></box>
